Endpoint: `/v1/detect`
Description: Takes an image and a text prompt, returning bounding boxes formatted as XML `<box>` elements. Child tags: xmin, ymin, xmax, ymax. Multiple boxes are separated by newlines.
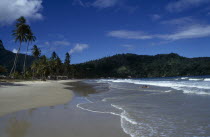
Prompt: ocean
<box><xmin>78</xmin><ymin>76</ymin><xmax>210</xmax><ymax>137</ymax></box>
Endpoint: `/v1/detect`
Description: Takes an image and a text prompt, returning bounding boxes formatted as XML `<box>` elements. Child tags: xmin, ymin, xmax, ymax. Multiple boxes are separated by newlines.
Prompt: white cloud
<box><xmin>44</xmin><ymin>41</ymin><xmax>50</xmax><ymax>46</ymax></box>
<box><xmin>166</xmin><ymin>0</ymin><xmax>210</xmax><ymax>12</ymax></box>
<box><xmin>150</xmin><ymin>14</ymin><xmax>161</xmax><ymax>21</ymax></box>
<box><xmin>53</xmin><ymin>41</ymin><xmax>70</xmax><ymax>46</ymax></box>
<box><xmin>108</xmin><ymin>30</ymin><xmax>153</xmax><ymax>40</ymax></box>
<box><xmin>74</xmin><ymin>0</ymin><xmax>121</xmax><ymax>9</ymax></box>
<box><xmin>92</xmin><ymin>0</ymin><xmax>119</xmax><ymax>8</ymax></box>
<box><xmin>12</xmin><ymin>49</ymin><xmax>18</xmax><ymax>53</ymax></box>
<box><xmin>72</xmin><ymin>0</ymin><xmax>87</xmax><ymax>7</ymax></box>
<box><xmin>0</xmin><ymin>0</ymin><xmax>43</xmax><ymax>25</ymax></box>
<box><xmin>161</xmin><ymin>17</ymin><xmax>195</xmax><ymax>25</ymax></box>
<box><xmin>162</xmin><ymin>25</ymin><xmax>210</xmax><ymax>40</ymax></box>
<box><xmin>120</xmin><ymin>44</ymin><xmax>135</xmax><ymax>50</ymax></box>
<box><xmin>108</xmin><ymin>25</ymin><xmax>210</xmax><ymax>41</ymax></box>
<box><xmin>43</xmin><ymin>40</ymin><xmax>70</xmax><ymax>46</ymax></box>
<box><xmin>69</xmin><ymin>43</ymin><xmax>89</xmax><ymax>54</ymax></box>
<box><xmin>73</xmin><ymin>0</ymin><xmax>136</xmax><ymax>12</ymax></box>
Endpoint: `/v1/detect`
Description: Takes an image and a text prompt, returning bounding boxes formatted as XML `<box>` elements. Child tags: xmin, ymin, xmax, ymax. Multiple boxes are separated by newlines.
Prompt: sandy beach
<box><xmin>0</xmin><ymin>80</ymin><xmax>130</xmax><ymax>137</ymax></box>
<box><xmin>0</xmin><ymin>80</ymin><xmax>76</xmax><ymax>117</ymax></box>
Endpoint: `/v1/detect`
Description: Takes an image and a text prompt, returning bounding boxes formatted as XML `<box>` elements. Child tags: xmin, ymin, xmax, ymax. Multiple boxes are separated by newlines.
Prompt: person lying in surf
<box><xmin>142</xmin><ymin>85</ymin><xmax>149</xmax><ymax>88</ymax></box>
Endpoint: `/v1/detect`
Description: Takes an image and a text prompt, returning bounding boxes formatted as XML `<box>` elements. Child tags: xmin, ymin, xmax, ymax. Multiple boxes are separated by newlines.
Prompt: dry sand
<box><xmin>0</xmin><ymin>80</ymin><xmax>76</xmax><ymax>117</ymax></box>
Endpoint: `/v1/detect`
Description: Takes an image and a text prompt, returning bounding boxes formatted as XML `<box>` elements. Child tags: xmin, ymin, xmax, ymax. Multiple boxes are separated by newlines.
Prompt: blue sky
<box><xmin>0</xmin><ymin>0</ymin><xmax>210</xmax><ymax>64</ymax></box>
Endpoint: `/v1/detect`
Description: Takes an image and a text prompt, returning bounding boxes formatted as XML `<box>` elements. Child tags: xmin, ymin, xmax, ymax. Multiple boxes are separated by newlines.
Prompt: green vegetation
<box><xmin>0</xmin><ymin>30</ymin><xmax>72</xmax><ymax>80</ymax></box>
<box><xmin>72</xmin><ymin>53</ymin><xmax>210</xmax><ymax>78</ymax></box>
<box><xmin>1</xmin><ymin>40</ymin><xmax>210</xmax><ymax>79</ymax></box>
<box><xmin>0</xmin><ymin>41</ymin><xmax>35</xmax><ymax>75</ymax></box>
<box><xmin>10</xmin><ymin>16</ymin><xmax>36</xmax><ymax>77</ymax></box>
<box><xmin>31</xmin><ymin>45</ymin><xmax>41</xmax><ymax>59</ymax></box>
<box><xmin>0</xmin><ymin>65</ymin><xmax>7</xmax><ymax>74</ymax></box>
<box><xmin>30</xmin><ymin>51</ymin><xmax>71</xmax><ymax>80</ymax></box>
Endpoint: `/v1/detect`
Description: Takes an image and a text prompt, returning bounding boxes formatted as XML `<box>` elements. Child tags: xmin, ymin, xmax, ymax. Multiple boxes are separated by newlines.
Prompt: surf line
<box><xmin>76</xmin><ymin>97</ymin><xmax>138</xmax><ymax>125</ymax></box>
<box><xmin>76</xmin><ymin>97</ymin><xmax>120</xmax><ymax>115</ymax></box>
<box><xmin>76</xmin><ymin>97</ymin><xmax>155</xmax><ymax>137</ymax></box>
<box><xmin>111</xmin><ymin>86</ymin><xmax>161</xmax><ymax>92</ymax></box>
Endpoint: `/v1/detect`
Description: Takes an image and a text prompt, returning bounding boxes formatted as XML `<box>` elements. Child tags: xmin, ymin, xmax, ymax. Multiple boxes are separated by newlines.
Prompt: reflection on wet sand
<box><xmin>64</xmin><ymin>81</ymin><xmax>97</xmax><ymax>96</ymax></box>
<box><xmin>0</xmin><ymin>81</ymin><xmax>129</xmax><ymax>137</ymax></box>
<box><xmin>6</xmin><ymin>117</ymin><xmax>30</xmax><ymax>137</ymax></box>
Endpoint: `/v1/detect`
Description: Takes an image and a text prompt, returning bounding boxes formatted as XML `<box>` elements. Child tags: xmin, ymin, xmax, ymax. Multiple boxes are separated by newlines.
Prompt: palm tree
<box><xmin>51</xmin><ymin>51</ymin><xmax>57</xmax><ymax>60</ymax></box>
<box><xmin>10</xmin><ymin>16</ymin><xmax>29</xmax><ymax>77</ymax></box>
<box><xmin>64</xmin><ymin>52</ymin><xmax>71</xmax><ymax>76</ymax></box>
<box><xmin>49</xmin><ymin>51</ymin><xmax>57</xmax><ymax>77</ymax></box>
<box><xmin>55</xmin><ymin>56</ymin><xmax>62</xmax><ymax>76</ymax></box>
<box><xmin>23</xmin><ymin>29</ymin><xmax>36</xmax><ymax>78</ymax></box>
<box><xmin>64</xmin><ymin>52</ymin><xmax>71</xmax><ymax>65</ymax></box>
<box><xmin>31</xmin><ymin>45</ymin><xmax>41</xmax><ymax>79</ymax></box>
<box><xmin>31</xmin><ymin>45</ymin><xmax>41</xmax><ymax>58</ymax></box>
<box><xmin>36</xmin><ymin>55</ymin><xmax>49</xmax><ymax>80</ymax></box>
<box><xmin>31</xmin><ymin>61</ymin><xmax>38</xmax><ymax>78</ymax></box>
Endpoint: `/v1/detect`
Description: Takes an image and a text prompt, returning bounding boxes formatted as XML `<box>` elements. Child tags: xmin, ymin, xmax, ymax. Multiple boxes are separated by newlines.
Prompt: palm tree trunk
<box><xmin>9</xmin><ymin>42</ymin><xmax>22</xmax><ymax>77</ymax></box>
<box><xmin>23</xmin><ymin>42</ymin><xmax>29</xmax><ymax>78</ymax></box>
<box><xmin>10</xmin><ymin>50</ymin><xmax>18</xmax><ymax>76</ymax></box>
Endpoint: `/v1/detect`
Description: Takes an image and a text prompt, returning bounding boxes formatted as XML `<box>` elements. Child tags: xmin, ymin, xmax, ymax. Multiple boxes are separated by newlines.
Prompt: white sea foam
<box><xmin>164</xmin><ymin>90</ymin><xmax>172</xmax><ymax>93</ymax></box>
<box><xmin>102</xmin><ymin>97</ymin><xmax>118</xmax><ymax>102</ymax></box>
<box><xmin>77</xmin><ymin>98</ymin><xmax>119</xmax><ymax>115</ymax></box>
<box><xmin>111</xmin><ymin>104</ymin><xmax>138</xmax><ymax>125</ymax></box>
<box><xmin>112</xmin><ymin>104</ymin><xmax>155</xmax><ymax>137</ymax></box>
<box><xmin>204</xmin><ymin>78</ymin><xmax>210</xmax><ymax>81</ymax></box>
<box><xmin>76</xmin><ymin>97</ymin><xmax>151</xmax><ymax>137</ymax></box>
<box><xmin>98</xmin><ymin>79</ymin><xmax>210</xmax><ymax>95</ymax></box>
<box><xmin>189</xmin><ymin>78</ymin><xmax>203</xmax><ymax>81</ymax></box>
<box><xmin>181</xmin><ymin>77</ymin><xmax>188</xmax><ymax>79</ymax></box>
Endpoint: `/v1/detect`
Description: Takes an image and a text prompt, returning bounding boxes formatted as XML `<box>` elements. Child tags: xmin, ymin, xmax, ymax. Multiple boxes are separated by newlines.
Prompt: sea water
<box><xmin>77</xmin><ymin>76</ymin><xmax>210</xmax><ymax>137</ymax></box>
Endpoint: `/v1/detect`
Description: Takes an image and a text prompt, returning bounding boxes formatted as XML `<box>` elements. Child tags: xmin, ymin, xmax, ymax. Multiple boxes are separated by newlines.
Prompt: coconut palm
<box><xmin>35</xmin><ymin>55</ymin><xmax>49</xmax><ymax>80</ymax></box>
<box><xmin>23</xmin><ymin>29</ymin><xmax>36</xmax><ymax>78</ymax></box>
<box><xmin>31</xmin><ymin>45</ymin><xmax>41</xmax><ymax>79</ymax></box>
<box><xmin>64</xmin><ymin>52</ymin><xmax>71</xmax><ymax>65</ymax></box>
<box><xmin>64</xmin><ymin>52</ymin><xmax>71</xmax><ymax>76</ymax></box>
<box><xmin>31</xmin><ymin>45</ymin><xmax>41</xmax><ymax>59</ymax></box>
<box><xmin>55</xmin><ymin>56</ymin><xmax>62</xmax><ymax>76</ymax></box>
<box><xmin>10</xmin><ymin>17</ymin><xmax>29</xmax><ymax>77</ymax></box>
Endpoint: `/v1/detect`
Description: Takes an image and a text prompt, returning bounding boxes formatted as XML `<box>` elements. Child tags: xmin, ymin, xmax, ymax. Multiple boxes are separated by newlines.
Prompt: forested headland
<box><xmin>73</xmin><ymin>53</ymin><xmax>210</xmax><ymax>78</ymax></box>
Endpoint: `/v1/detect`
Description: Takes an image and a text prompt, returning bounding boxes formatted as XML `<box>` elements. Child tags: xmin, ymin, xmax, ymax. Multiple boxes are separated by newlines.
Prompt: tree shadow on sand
<box><xmin>0</xmin><ymin>82</ymin><xmax>27</xmax><ymax>87</ymax></box>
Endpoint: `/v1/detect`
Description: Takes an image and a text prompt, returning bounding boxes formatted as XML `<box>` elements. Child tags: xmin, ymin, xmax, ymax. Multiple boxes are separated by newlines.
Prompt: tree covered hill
<box><xmin>1</xmin><ymin>38</ymin><xmax>210</xmax><ymax>79</ymax></box>
<box><xmin>73</xmin><ymin>53</ymin><xmax>210</xmax><ymax>78</ymax></box>
<box><xmin>0</xmin><ymin>40</ymin><xmax>35</xmax><ymax>73</ymax></box>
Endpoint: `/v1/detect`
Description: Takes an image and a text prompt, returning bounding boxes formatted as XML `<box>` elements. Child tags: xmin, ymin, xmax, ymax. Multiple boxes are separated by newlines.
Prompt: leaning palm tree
<box><xmin>23</xmin><ymin>28</ymin><xmax>36</xmax><ymax>78</ymax></box>
<box><xmin>10</xmin><ymin>17</ymin><xmax>29</xmax><ymax>77</ymax></box>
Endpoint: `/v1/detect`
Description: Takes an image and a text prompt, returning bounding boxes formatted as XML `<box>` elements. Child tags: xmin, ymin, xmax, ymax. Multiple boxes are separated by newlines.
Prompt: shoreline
<box><xmin>0</xmin><ymin>80</ymin><xmax>130</xmax><ymax>137</ymax></box>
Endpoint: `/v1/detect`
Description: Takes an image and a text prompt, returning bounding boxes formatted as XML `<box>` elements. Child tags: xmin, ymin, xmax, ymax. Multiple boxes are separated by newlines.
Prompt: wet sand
<box><xmin>0</xmin><ymin>81</ymin><xmax>130</xmax><ymax>137</ymax></box>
